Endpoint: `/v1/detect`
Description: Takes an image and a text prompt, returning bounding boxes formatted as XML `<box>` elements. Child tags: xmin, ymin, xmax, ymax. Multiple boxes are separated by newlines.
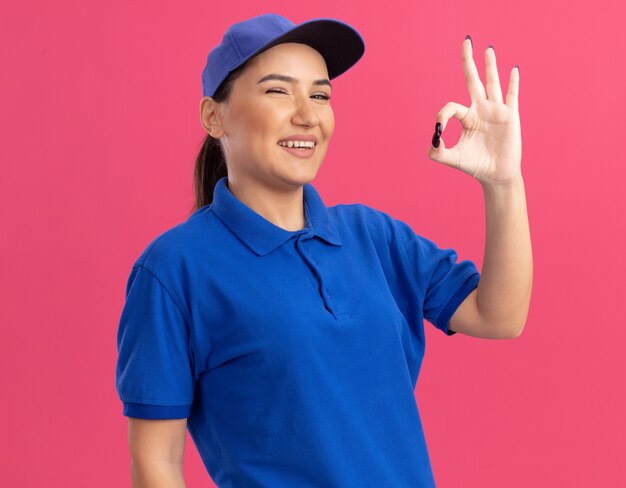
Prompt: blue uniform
<box><xmin>115</xmin><ymin>176</ymin><xmax>480</xmax><ymax>487</ymax></box>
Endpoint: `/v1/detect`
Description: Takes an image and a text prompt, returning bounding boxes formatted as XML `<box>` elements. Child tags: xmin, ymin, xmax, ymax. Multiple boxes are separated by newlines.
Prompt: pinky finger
<box><xmin>506</xmin><ymin>65</ymin><xmax>520</xmax><ymax>110</ymax></box>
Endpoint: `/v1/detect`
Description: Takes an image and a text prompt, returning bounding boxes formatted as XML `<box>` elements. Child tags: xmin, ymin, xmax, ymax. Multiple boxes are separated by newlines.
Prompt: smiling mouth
<box><xmin>276</xmin><ymin>141</ymin><xmax>317</xmax><ymax>158</ymax></box>
<box><xmin>277</xmin><ymin>141</ymin><xmax>316</xmax><ymax>150</ymax></box>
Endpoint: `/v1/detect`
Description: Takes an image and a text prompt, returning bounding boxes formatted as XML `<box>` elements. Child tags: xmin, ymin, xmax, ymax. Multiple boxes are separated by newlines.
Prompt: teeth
<box><xmin>277</xmin><ymin>140</ymin><xmax>315</xmax><ymax>148</ymax></box>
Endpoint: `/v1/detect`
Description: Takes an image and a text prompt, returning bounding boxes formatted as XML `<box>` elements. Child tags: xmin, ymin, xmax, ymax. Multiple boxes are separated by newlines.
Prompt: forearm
<box><xmin>476</xmin><ymin>175</ymin><xmax>533</xmax><ymax>337</ymax></box>
<box><xmin>131</xmin><ymin>459</ymin><xmax>186</xmax><ymax>488</ymax></box>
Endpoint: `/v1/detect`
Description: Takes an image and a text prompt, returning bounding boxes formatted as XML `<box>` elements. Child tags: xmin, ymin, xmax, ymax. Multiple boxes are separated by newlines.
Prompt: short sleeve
<box><xmin>396</xmin><ymin>220</ymin><xmax>481</xmax><ymax>336</ymax></box>
<box><xmin>115</xmin><ymin>264</ymin><xmax>195</xmax><ymax>419</ymax></box>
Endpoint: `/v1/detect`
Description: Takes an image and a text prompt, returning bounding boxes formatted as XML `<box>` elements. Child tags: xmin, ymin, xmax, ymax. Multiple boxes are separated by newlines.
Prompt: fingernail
<box><xmin>431</xmin><ymin>132</ymin><xmax>440</xmax><ymax>148</ymax></box>
<box><xmin>488</xmin><ymin>44</ymin><xmax>494</xmax><ymax>51</ymax></box>
<box><xmin>465</xmin><ymin>34</ymin><xmax>473</xmax><ymax>48</ymax></box>
<box><xmin>432</xmin><ymin>122</ymin><xmax>442</xmax><ymax>148</ymax></box>
<box><xmin>515</xmin><ymin>64</ymin><xmax>520</xmax><ymax>73</ymax></box>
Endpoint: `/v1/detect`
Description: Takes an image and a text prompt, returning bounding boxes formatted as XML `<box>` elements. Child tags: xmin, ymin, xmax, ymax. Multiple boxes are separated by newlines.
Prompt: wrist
<box><xmin>480</xmin><ymin>174</ymin><xmax>524</xmax><ymax>191</ymax></box>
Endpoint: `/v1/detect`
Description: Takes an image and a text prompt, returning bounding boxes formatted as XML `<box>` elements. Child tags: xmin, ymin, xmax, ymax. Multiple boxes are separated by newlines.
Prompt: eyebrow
<box><xmin>257</xmin><ymin>73</ymin><xmax>332</xmax><ymax>89</ymax></box>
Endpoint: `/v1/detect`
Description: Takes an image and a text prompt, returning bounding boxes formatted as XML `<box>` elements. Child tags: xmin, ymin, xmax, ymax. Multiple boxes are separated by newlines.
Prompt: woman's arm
<box><xmin>128</xmin><ymin>418</ymin><xmax>188</xmax><ymax>488</ymax></box>
<box><xmin>428</xmin><ymin>37</ymin><xmax>532</xmax><ymax>339</ymax></box>
<box><xmin>449</xmin><ymin>176</ymin><xmax>532</xmax><ymax>339</ymax></box>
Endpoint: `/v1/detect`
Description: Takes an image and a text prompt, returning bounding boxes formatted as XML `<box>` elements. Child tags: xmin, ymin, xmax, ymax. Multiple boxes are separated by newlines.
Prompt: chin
<box><xmin>280</xmin><ymin>165</ymin><xmax>322</xmax><ymax>189</ymax></box>
<box><xmin>290</xmin><ymin>169</ymin><xmax>320</xmax><ymax>186</ymax></box>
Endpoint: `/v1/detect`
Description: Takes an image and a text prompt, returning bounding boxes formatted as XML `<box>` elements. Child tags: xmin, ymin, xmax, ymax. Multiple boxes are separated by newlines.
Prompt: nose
<box><xmin>291</xmin><ymin>94</ymin><xmax>320</xmax><ymax>128</ymax></box>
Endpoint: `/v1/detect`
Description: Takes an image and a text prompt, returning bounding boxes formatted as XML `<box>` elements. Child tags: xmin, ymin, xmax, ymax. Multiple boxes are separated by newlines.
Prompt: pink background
<box><xmin>2</xmin><ymin>0</ymin><xmax>625</xmax><ymax>486</ymax></box>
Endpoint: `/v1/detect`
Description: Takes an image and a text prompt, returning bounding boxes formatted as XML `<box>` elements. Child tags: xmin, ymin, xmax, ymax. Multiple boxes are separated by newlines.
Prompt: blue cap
<box><xmin>201</xmin><ymin>13</ymin><xmax>365</xmax><ymax>97</ymax></box>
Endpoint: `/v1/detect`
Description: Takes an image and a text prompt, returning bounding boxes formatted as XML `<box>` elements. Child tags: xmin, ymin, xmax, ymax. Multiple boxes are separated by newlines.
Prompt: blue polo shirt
<box><xmin>115</xmin><ymin>176</ymin><xmax>480</xmax><ymax>487</ymax></box>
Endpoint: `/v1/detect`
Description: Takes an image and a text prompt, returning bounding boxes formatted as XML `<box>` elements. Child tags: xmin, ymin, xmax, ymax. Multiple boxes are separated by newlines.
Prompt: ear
<box><xmin>199</xmin><ymin>97</ymin><xmax>224</xmax><ymax>138</ymax></box>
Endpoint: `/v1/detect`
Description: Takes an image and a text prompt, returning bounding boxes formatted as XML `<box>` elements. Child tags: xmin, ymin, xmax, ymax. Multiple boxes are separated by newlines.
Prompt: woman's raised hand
<box><xmin>427</xmin><ymin>37</ymin><xmax>522</xmax><ymax>187</ymax></box>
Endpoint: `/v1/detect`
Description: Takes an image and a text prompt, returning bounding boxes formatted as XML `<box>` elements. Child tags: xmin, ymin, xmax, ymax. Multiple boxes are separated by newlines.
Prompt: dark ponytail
<box><xmin>190</xmin><ymin>63</ymin><xmax>248</xmax><ymax>214</ymax></box>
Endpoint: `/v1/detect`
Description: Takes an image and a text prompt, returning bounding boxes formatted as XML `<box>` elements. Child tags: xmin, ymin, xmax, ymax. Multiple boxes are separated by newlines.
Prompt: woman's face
<box><xmin>210</xmin><ymin>42</ymin><xmax>335</xmax><ymax>191</ymax></box>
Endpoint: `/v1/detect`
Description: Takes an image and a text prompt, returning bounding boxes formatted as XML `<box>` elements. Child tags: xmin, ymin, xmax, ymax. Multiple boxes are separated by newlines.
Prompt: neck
<box><xmin>226</xmin><ymin>177</ymin><xmax>306</xmax><ymax>232</ymax></box>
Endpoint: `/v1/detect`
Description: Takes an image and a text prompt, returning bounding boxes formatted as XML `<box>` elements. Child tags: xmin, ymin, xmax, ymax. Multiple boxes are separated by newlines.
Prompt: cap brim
<box><xmin>250</xmin><ymin>18</ymin><xmax>365</xmax><ymax>80</ymax></box>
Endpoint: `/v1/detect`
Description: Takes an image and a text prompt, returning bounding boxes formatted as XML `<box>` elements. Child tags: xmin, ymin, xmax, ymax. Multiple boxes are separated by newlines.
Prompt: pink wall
<box><xmin>2</xmin><ymin>0</ymin><xmax>625</xmax><ymax>486</ymax></box>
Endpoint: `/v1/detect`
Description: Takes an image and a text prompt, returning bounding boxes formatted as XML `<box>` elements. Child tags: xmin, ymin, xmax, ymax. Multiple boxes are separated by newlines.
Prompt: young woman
<box><xmin>116</xmin><ymin>13</ymin><xmax>532</xmax><ymax>487</ymax></box>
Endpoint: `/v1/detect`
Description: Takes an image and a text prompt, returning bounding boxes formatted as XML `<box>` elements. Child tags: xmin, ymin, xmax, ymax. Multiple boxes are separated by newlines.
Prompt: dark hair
<box><xmin>189</xmin><ymin>63</ymin><xmax>248</xmax><ymax>214</ymax></box>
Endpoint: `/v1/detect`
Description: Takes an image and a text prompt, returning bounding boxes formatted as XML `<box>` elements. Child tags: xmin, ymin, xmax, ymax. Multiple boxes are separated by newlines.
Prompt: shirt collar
<box><xmin>210</xmin><ymin>176</ymin><xmax>342</xmax><ymax>256</ymax></box>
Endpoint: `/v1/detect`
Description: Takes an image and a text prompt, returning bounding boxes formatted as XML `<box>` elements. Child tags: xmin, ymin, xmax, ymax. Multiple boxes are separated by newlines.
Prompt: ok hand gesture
<box><xmin>428</xmin><ymin>37</ymin><xmax>522</xmax><ymax>187</ymax></box>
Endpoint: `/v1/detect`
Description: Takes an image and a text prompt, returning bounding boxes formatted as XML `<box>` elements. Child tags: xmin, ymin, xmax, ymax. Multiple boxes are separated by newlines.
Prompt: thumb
<box><xmin>427</xmin><ymin>134</ymin><xmax>456</xmax><ymax>168</ymax></box>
